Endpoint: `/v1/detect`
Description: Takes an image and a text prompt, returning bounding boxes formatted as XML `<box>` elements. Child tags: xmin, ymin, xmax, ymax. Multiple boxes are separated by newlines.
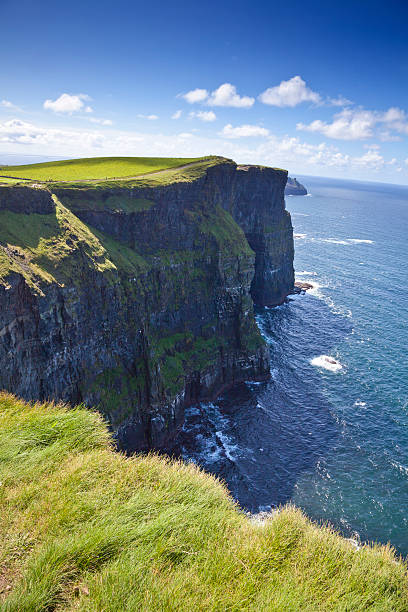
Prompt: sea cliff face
<box><xmin>285</xmin><ymin>177</ymin><xmax>307</xmax><ymax>196</ymax></box>
<box><xmin>0</xmin><ymin>158</ymin><xmax>294</xmax><ymax>450</ymax></box>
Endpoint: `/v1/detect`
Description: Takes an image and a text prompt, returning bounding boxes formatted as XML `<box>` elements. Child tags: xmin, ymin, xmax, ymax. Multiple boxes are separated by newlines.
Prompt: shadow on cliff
<box><xmin>176</xmin><ymin>292</ymin><xmax>353</xmax><ymax>513</ymax></box>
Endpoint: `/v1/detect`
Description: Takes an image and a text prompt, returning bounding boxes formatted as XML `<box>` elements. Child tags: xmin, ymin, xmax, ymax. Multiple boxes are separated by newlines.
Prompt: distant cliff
<box><xmin>285</xmin><ymin>176</ymin><xmax>307</xmax><ymax>196</ymax></box>
<box><xmin>0</xmin><ymin>158</ymin><xmax>294</xmax><ymax>450</ymax></box>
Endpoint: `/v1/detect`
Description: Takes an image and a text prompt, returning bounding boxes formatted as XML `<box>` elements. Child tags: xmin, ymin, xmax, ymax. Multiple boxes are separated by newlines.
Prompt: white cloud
<box><xmin>353</xmin><ymin>147</ymin><xmax>385</xmax><ymax>169</ymax></box>
<box><xmin>207</xmin><ymin>83</ymin><xmax>254</xmax><ymax>108</ymax></box>
<box><xmin>137</xmin><ymin>114</ymin><xmax>158</xmax><ymax>120</ymax></box>
<box><xmin>182</xmin><ymin>88</ymin><xmax>209</xmax><ymax>103</ymax></box>
<box><xmin>0</xmin><ymin>119</ymin><xmax>106</xmax><ymax>149</ymax></box>
<box><xmin>297</xmin><ymin>108</ymin><xmax>376</xmax><ymax>140</ymax></box>
<box><xmin>328</xmin><ymin>95</ymin><xmax>353</xmax><ymax>107</ymax></box>
<box><xmin>189</xmin><ymin>110</ymin><xmax>216</xmax><ymax>122</ymax></box>
<box><xmin>220</xmin><ymin>124</ymin><xmax>269</xmax><ymax>138</ymax></box>
<box><xmin>182</xmin><ymin>83</ymin><xmax>254</xmax><ymax>108</ymax></box>
<box><xmin>381</xmin><ymin>106</ymin><xmax>408</xmax><ymax>136</ymax></box>
<box><xmin>172</xmin><ymin>110</ymin><xmax>182</xmax><ymax>119</ymax></box>
<box><xmin>259</xmin><ymin>76</ymin><xmax>321</xmax><ymax>107</ymax></box>
<box><xmin>1</xmin><ymin>99</ymin><xmax>21</xmax><ymax>111</ymax></box>
<box><xmin>43</xmin><ymin>93</ymin><xmax>93</xmax><ymax>114</ymax></box>
<box><xmin>0</xmin><ymin>118</ymin><xmax>405</xmax><ymax>183</ymax></box>
<box><xmin>298</xmin><ymin>106</ymin><xmax>408</xmax><ymax>141</ymax></box>
<box><xmin>88</xmin><ymin>117</ymin><xmax>113</xmax><ymax>126</ymax></box>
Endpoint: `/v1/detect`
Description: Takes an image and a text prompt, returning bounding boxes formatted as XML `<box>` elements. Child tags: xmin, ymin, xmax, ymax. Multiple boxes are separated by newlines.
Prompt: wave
<box><xmin>320</xmin><ymin>237</ymin><xmax>374</xmax><ymax>246</ymax></box>
<box><xmin>291</xmin><ymin>212</ymin><xmax>309</xmax><ymax>217</ymax></box>
<box><xmin>294</xmin><ymin>233</ymin><xmax>307</xmax><ymax>239</ymax></box>
<box><xmin>310</xmin><ymin>355</ymin><xmax>343</xmax><ymax>372</ymax></box>
<box><xmin>321</xmin><ymin>238</ymin><xmax>350</xmax><ymax>245</ymax></box>
<box><xmin>296</xmin><ymin>270</ymin><xmax>317</xmax><ymax>276</ymax></box>
<box><xmin>391</xmin><ymin>461</ymin><xmax>408</xmax><ymax>477</ymax></box>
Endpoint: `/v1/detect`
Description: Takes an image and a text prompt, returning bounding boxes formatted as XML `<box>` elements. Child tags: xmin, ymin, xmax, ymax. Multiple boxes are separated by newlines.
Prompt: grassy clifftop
<box><xmin>0</xmin><ymin>156</ymin><xmax>206</xmax><ymax>182</ymax></box>
<box><xmin>0</xmin><ymin>156</ymin><xmax>228</xmax><ymax>188</ymax></box>
<box><xmin>1</xmin><ymin>393</ymin><xmax>407</xmax><ymax>611</ymax></box>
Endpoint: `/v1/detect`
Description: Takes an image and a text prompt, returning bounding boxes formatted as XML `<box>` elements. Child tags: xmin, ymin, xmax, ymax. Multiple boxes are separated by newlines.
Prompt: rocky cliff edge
<box><xmin>0</xmin><ymin>157</ymin><xmax>294</xmax><ymax>450</ymax></box>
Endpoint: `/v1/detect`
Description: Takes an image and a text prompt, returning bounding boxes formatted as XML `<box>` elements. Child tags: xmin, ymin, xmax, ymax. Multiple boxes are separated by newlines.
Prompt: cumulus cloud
<box><xmin>220</xmin><ymin>124</ymin><xmax>269</xmax><ymax>138</ymax></box>
<box><xmin>207</xmin><ymin>83</ymin><xmax>254</xmax><ymax>108</ymax></box>
<box><xmin>137</xmin><ymin>114</ymin><xmax>158</xmax><ymax>120</ymax></box>
<box><xmin>182</xmin><ymin>88</ymin><xmax>209</xmax><ymax>104</ymax></box>
<box><xmin>182</xmin><ymin>83</ymin><xmax>254</xmax><ymax>108</ymax></box>
<box><xmin>43</xmin><ymin>93</ymin><xmax>93</xmax><ymax>114</ymax></box>
<box><xmin>353</xmin><ymin>147</ymin><xmax>385</xmax><ymax>169</ymax></box>
<box><xmin>298</xmin><ymin>106</ymin><xmax>408</xmax><ymax>141</ymax></box>
<box><xmin>297</xmin><ymin>108</ymin><xmax>375</xmax><ymax>140</ymax></box>
<box><xmin>172</xmin><ymin>110</ymin><xmax>182</xmax><ymax>119</ymax></box>
<box><xmin>259</xmin><ymin>76</ymin><xmax>321</xmax><ymax>107</ymax></box>
<box><xmin>189</xmin><ymin>110</ymin><xmax>216</xmax><ymax>122</ymax></box>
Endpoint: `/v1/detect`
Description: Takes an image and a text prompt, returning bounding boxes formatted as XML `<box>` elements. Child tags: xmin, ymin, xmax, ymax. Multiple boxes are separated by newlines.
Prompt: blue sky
<box><xmin>2</xmin><ymin>0</ymin><xmax>408</xmax><ymax>183</ymax></box>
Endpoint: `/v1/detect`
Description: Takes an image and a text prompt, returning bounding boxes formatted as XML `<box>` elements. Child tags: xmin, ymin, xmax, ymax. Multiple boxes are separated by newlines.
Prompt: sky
<box><xmin>1</xmin><ymin>0</ymin><xmax>408</xmax><ymax>184</ymax></box>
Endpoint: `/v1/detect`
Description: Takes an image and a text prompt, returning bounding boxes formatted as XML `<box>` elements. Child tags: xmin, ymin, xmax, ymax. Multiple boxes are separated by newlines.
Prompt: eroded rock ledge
<box><xmin>0</xmin><ymin>158</ymin><xmax>294</xmax><ymax>450</ymax></box>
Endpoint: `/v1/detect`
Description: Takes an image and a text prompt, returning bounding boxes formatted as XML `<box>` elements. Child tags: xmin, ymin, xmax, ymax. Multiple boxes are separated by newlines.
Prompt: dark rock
<box><xmin>292</xmin><ymin>281</ymin><xmax>314</xmax><ymax>294</ymax></box>
<box><xmin>0</xmin><ymin>186</ymin><xmax>55</xmax><ymax>214</ymax></box>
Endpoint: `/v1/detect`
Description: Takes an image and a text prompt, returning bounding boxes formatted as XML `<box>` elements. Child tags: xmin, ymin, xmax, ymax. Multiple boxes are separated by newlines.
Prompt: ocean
<box><xmin>179</xmin><ymin>175</ymin><xmax>408</xmax><ymax>556</ymax></box>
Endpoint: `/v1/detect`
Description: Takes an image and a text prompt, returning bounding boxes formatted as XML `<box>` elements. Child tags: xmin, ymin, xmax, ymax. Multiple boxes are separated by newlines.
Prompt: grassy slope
<box><xmin>0</xmin><ymin>156</ymin><xmax>207</xmax><ymax>182</ymax></box>
<box><xmin>0</xmin><ymin>393</ymin><xmax>407</xmax><ymax>611</ymax></box>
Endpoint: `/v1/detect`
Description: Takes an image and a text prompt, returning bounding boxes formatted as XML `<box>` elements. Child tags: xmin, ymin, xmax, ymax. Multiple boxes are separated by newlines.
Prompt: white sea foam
<box><xmin>322</xmin><ymin>238</ymin><xmax>350</xmax><ymax>245</ymax></box>
<box><xmin>304</xmin><ymin>281</ymin><xmax>322</xmax><ymax>296</ymax></box>
<box><xmin>294</xmin><ymin>276</ymin><xmax>352</xmax><ymax>318</ymax></box>
<box><xmin>305</xmin><ymin>193</ymin><xmax>312</xmax><ymax>197</ymax></box>
<box><xmin>354</xmin><ymin>400</ymin><xmax>367</xmax><ymax>407</ymax></box>
<box><xmin>294</xmin><ymin>233</ymin><xmax>307</xmax><ymax>239</ymax></box>
<box><xmin>296</xmin><ymin>270</ymin><xmax>317</xmax><ymax>276</ymax></box>
<box><xmin>391</xmin><ymin>461</ymin><xmax>408</xmax><ymax>477</ymax></box>
<box><xmin>291</xmin><ymin>212</ymin><xmax>309</xmax><ymax>216</ymax></box>
<box><xmin>320</xmin><ymin>237</ymin><xmax>374</xmax><ymax>246</ymax></box>
<box><xmin>310</xmin><ymin>355</ymin><xmax>343</xmax><ymax>372</ymax></box>
<box><xmin>348</xmin><ymin>238</ymin><xmax>374</xmax><ymax>244</ymax></box>
<box><xmin>215</xmin><ymin>430</ymin><xmax>238</xmax><ymax>462</ymax></box>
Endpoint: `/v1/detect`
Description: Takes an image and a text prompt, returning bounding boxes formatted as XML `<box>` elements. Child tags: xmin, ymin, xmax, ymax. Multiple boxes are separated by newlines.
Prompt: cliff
<box><xmin>0</xmin><ymin>157</ymin><xmax>294</xmax><ymax>450</ymax></box>
<box><xmin>1</xmin><ymin>393</ymin><xmax>407</xmax><ymax>611</ymax></box>
<box><xmin>285</xmin><ymin>176</ymin><xmax>307</xmax><ymax>195</ymax></box>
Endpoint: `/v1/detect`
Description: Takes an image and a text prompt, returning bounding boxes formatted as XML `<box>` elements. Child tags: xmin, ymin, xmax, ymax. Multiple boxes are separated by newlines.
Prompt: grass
<box><xmin>0</xmin><ymin>178</ymin><xmax>27</xmax><ymax>185</ymax></box>
<box><xmin>0</xmin><ymin>156</ymin><xmax>208</xmax><ymax>182</ymax></box>
<box><xmin>0</xmin><ymin>196</ymin><xmax>119</xmax><ymax>290</ymax></box>
<box><xmin>0</xmin><ymin>392</ymin><xmax>407</xmax><ymax>611</ymax></box>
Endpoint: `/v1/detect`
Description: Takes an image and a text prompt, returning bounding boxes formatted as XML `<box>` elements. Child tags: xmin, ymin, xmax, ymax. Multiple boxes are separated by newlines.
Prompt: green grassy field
<box><xmin>0</xmin><ymin>177</ymin><xmax>27</xmax><ymax>185</ymax></box>
<box><xmin>1</xmin><ymin>392</ymin><xmax>407</xmax><ymax>611</ymax></box>
<box><xmin>0</xmin><ymin>156</ymin><xmax>206</xmax><ymax>182</ymax></box>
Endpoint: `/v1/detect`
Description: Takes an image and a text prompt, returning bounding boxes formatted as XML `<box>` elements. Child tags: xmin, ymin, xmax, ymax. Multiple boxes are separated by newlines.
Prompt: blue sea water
<box><xmin>180</xmin><ymin>176</ymin><xmax>408</xmax><ymax>556</ymax></box>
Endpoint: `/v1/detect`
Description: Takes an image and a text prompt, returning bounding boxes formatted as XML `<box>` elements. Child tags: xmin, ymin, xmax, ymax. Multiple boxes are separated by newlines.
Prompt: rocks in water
<box><xmin>285</xmin><ymin>177</ymin><xmax>307</xmax><ymax>196</ymax></box>
<box><xmin>293</xmin><ymin>281</ymin><xmax>314</xmax><ymax>294</ymax></box>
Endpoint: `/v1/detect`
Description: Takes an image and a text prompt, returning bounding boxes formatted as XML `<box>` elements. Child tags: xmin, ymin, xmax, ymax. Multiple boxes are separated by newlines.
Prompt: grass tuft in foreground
<box><xmin>0</xmin><ymin>392</ymin><xmax>407</xmax><ymax>611</ymax></box>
